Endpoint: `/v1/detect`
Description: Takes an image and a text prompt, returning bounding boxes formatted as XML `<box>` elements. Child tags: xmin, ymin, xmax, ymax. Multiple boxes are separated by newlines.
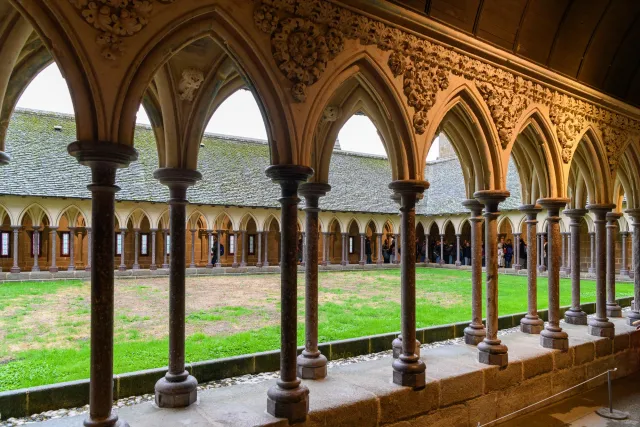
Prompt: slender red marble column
<box><xmin>297</xmin><ymin>182</ymin><xmax>330</xmax><ymax>380</ymax></box>
<box><xmin>153</xmin><ymin>168</ymin><xmax>201</xmax><ymax>408</ymax></box>
<box><xmin>475</xmin><ymin>190</ymin><xmax>510</xmax><ymax>367</ymax></box>
<box><xmin>463</xmin><ymin>199</ymin><xmax>485</xmax><ymax>345</ymax></box>
<box><xmin>68</xmin><ymin>141</ymin><xmax>137</xmax><ymax>427</ymax></box>
<box><xmin>389</xmin><ymin>180</ymin><xmax>429</xmax><ymax>389</ymax></box>
<box><xmin>265</xmin><ymin>165</ymin><xmax>312</xmax><ymax>423</ymax></box>
<box><xmin>519</xmin><ymin>205</ymin><xmax>544</xmax><ymax>334</ymax></box>
<box><xmin>49</xmin><ymin>227</ymin><xmax>59</xmax><ymax>273</ymax></box>
<box><xmin>587</xmin><ymin>204</ymin><xmax>616</xmax><ymax>338</ymax></box>
<box><xmin>563</xmin><ymin>209</ymin><xmax>588</xmax><ymax>325</ymax></box>
<box><xmin>626</xmin><ymin>209</ymin><xmax>640</xmax><ymax>326</ymax></box>
<box><xmin>605</xmin><ymin>212</ymin><xmax>623</xmax><ymax>317</ymax></box>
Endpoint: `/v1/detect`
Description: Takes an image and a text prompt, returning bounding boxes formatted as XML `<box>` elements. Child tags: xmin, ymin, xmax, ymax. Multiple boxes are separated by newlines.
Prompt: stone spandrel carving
<box><xmin>178</xmin><ymin>69</ymin><xmax>205</xmax><ymax>102</ymax></box>
<box><xmin>256</xmin><ymin>0</ymin><xmax>639</xmax><ymax>155</ymax></box>
<box><xmin>69</xmin><ymin>0</ymin><xmax>176</xmax><ymax>60</ymax></box>
<box><xmin>602</xmin><ymin>126</ymin><xmax>633</xmax><ymax>173</ymax></box>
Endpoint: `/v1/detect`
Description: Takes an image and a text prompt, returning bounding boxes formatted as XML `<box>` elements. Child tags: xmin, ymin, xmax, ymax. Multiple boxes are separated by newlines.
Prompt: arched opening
<box><xmin>416</xmin><ymin>222</ymin><xmax>426</xmax><ymax>262</ymax></box>
<box><xmin>263</xmin><ymin>215</ymin><xmax>281</xmax><ymax>266</ymax></box>
<box><xmin>365</xmin><ymin>220</ymin><xmax>377</xmax><ymax>264</ymax></box>
<box><xmin>347</xmin><ymin>219</ymin><xmax>361</xmax><ymax>264</ymax></box>
<box><xmin>328</xmin><ymin>219</ymin><xmax>342</xmax><ymax>265</ymax></box>
<box><xmin>428</xmin><ymin>222</ymin><xmax>440</xmax><ymax>263</ymax></box>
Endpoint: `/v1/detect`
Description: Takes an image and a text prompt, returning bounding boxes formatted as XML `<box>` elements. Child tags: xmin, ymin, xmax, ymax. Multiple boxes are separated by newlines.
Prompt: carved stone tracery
<box><xmin>254</xmin><ymin>0</ymin><xmax>639</xmax><ymax>164</ymax></box>
<box><xmin>69</xmin><ymin>0</ymin><xmax>176</xmax><ymax>60</ymax></box>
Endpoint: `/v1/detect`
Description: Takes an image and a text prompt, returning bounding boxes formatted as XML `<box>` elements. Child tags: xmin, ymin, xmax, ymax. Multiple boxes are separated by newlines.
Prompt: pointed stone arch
<box><xmin>262</xmin><ymin>214</ymin><xmax>280</xmax><ymax>233</ymax></box>
<box><xmin>239</xmin><ymin>212</ymin><xmax>259</xmax><ymax>231</ymax></box>
<box><xmin>56</xmin><ymin>204</ymin><xmax>88</xmax><ymax>228</ymax></box>
<box><xmin>125</xmin><ymin>208</ymin><xmax>153</xmax><ymax>230</ymax></box>
<box><xmin>568</xmin><ymin>127</ymin><xmax>613</xmax><ymax>206</ymax></box>
<box><xmin>18</xmin><ymin>202</ymin><xmax>51</xmax><ymax>226</ymax></box>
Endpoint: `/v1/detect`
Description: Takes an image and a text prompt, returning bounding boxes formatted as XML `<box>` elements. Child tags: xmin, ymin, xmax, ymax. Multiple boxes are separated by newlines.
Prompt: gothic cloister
<box><xmin>1</xmin><ymin>1</ymin><xmax>640</xmax><ymax>426</ymax></box>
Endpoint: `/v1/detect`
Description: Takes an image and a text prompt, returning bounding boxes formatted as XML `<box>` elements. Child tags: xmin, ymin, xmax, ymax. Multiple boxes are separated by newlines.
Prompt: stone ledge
<box><xmin>0</xmin><ymin>297</ymin><xmax>633</xmax><ymax>420</ymax></box>
<box><xmin>35</xmin><ymin>316</ymin><xmax>640</xmax><ymax>427</ymax></box>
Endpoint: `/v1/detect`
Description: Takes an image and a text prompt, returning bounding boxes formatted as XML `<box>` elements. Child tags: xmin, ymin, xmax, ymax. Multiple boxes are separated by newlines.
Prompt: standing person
<box><xmin>497</xmin><ymin>239</ymin><xmax>504</xmax><ymax>268</ymax></box>
<box><xmin>463</xmin><ymin>240</ymin><xmax>471</xmax><ymax>266</ymax></box>
<box><xmin>365</xmin><ymin>235</ymin><xmax>372</xmax><ymax>264</ymax></box>
<box><xmin>519</xmin><ymin>237</ymin><xmax>527</xmax><ymax>269</ymax></box>
<box><xmin>389</xmin><ymin>237</ymin><xmax>396</xmax><ymax>263</ymax></box>
<box><xmin>543</xmin><ymin>236</ymin><xmax>548</xmax><ymax>268</ymax></box>
<box><xmin>297</xmin><ymin>235</ymin><xmax>303</xmax><ymax>263</ymax></box>
<box><xmin>211</xmin><ymin>235</ymin><xmax>218</xmax><ymax>266</ymax></box>
<box><xmin>382</xmin><ymin>239</ymin><xmax>390</xmax><ymax>264</ymax></box>
<box><xmin>421</xmin><ymin>239</ymin><xmax>427</xmax><ymax>263</ymax></box>
<box><xmin>504</xmin><ymin>238</ymin><xmax>513</xmax><ymax>268</ymax></box>
<box><xmin>434</xmin><ymin>239</ymin><xmax>441</xmax><ymax>264</ymax></box>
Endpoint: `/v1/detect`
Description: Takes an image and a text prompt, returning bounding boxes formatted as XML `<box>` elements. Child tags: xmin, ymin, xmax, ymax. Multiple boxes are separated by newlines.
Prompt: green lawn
<box><xmin>0</xmin><ymin>268</ymin><xmax>633</xmax><ymax>391</ymax></box>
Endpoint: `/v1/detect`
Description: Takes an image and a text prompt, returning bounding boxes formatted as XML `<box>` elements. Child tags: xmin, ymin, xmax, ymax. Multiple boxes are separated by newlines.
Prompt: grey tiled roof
<box><xmin>0</xmin><ymin>109</ymin><xmax>521</xmax><ymax>215</ymax></box>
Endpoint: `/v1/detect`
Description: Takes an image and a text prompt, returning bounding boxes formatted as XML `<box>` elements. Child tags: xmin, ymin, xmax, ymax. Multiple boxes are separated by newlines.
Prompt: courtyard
<box><xmin>0</xmin><ymin>268</ymin><xmax>633</xmax><ymax>392</ymax></box>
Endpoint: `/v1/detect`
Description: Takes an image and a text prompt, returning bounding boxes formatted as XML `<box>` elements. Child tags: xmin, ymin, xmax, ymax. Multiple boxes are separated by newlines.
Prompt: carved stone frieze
<box><xmin>602</xmin><ymin>126</ymin><xmax>632</xmax><ymax>173</ymax></box>
<box><xmin>254</xmin><ymin>0</ymin><xmax>638</xmax><ymax>165</ymax></box>
<box><xmin>69</xmin><ymin>0</ymin><xmax>176</xmax><ymax>60</ymax></box>
<box><xmin>178</xmin><ymin>69</ymin><xmax>205</xmax><ymax>102</ymax></box>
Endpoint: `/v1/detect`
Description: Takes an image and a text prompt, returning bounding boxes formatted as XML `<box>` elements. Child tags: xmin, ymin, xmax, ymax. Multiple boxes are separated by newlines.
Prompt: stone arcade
<box><xmin>1</xmin><ymin>0</ymin><xmax>640</xmax><ymax>426</ymax></box>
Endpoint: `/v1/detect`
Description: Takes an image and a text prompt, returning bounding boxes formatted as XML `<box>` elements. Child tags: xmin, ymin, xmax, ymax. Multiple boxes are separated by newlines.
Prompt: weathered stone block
<box><xmin>438</xmin><ymin>370</ymin><xmax>483</xmax><ymax>407</ymax></box>
<box><xmin>551</xmin><ymin>365</ymin><xmax>586</xmax><ymax>397</ymax></box>
<box><xmin>412</xmin><ymin>405</ymin><xmax>469</xmax><ymax>427</ymax></box>
<box><xmin>613</xmin><ymin>333</ymin><xmax>630</xmax><ymax>353</ymax></box>
<box><xmin>483</xmin><ymin>361</ymin><xmax>523</xmax><ymax>393</ymax></box>
<box><xmin>573</xmin><ymin>342</ymin><xmax>595</xmax><ymax>365</ymax></box>
<box><xmin>497</xmin><ymin>374</ymin><xmax>552</xmax><ymax>418</ymax></box>
<box><xmin>630</xmin><ymin>330</ymin><xmax>640</xmax><ymax>348</ymax></box>
<box><xmin>613</xmin><ymin>349</ymin><xmax>640</xmax><ymax>378</ymax></box>
<box><xmin>522</xmin><ymin>353</ymin><xmax>553</xmax><ymax>379</ymax></box>
<box><xmin>553</xmin><ymin>347</ymin><xmax>574</xmax><ymax>370</ymax></box>
<box><xmin>478</xmin><ymin>350</ymin><xmax>508</xmax><ymax>367</ymax></box>
<box><xmin>585</xmin><ymin>356</ymin><xmax>615</xmax><ymax>389</ymax></box>
<box><xmin>377</xmin><ymin>379</ymin><xmax>439</xmax><ymax>424</ymax></box>
<box><xmin>595</xmin><ymin>338</ymin><xmax>613</xmax><ymax>358</ymax></box>
<box><xmin>466</xmin><ymin>392</ymin><xmax>498</xmax><ymax>426</ymax></box>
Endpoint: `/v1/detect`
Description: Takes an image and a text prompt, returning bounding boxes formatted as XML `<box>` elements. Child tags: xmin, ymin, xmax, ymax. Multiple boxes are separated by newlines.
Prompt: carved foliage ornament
<box><xmin>178</xmin><ymin>69</ymin><xmax>204</xmax><ymax>102</ymax></box>
<box><xmin>602</xmin><ymin>126</ymin><xmax>632</xmax><ymax>173</ymax></box>
<box><xmin>69</xmin><ymin>0</ymin><xmax>176</xmax><ymax>60</ymax></box>
<box><xmin>255</xmin><ymin>0</ymin><xmax>639</xmax><ymax>165</ymax></box>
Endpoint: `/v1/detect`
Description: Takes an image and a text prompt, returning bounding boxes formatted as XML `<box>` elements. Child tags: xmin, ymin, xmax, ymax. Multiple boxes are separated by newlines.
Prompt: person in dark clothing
<box><xmin>504</xmin><ymin>239</ymin><xmax>513</xmax><ymax>268</ymax></box>
<box><xmin>463</xmin><ymin>240</ymin><xmax>471</xmax><ymax>265</ymax></box>
<box><xmin>365</xmin><ymin>236</ymin><xmax>372</xmax><ymax>264</ymax></box>
<box><xmin>519</xmin><ymin>238</ymin><xmax>527</xmax><ymax>269</ymax></box>
<box><xmin>389</xmin><ymin>237</ymin><xmax>396</xmax><ymax>263</ymax></box>
<box><xmin>382</xmin><ymin>240</ymin><xmax>390</xmax><ymax>263</ymax></box>
<box><xmin>297</xmin><ymin>236</ymin><xmax>303</xmax><ymax>263</ymax></box>
<box><xmin>444</xmin><ymin>241</ymin><xmax>452</xmax><ymax>264</ymax></box>
<box><xmin>211</xmin><ymin>236</ymin><xmax>218</xmax><ymax>265</ymax></box>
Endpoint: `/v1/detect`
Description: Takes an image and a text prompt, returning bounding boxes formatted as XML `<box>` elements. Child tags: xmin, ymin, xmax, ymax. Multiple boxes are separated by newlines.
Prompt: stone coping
<box><xmin>0</xmin><ymin>263</ymin><xmax>634</xmax><ymax>283</ymax></box>
<box><xmin>0</xmin><ymin>296</ymin><xmax>633</xmax><ymax>420</ymax></box>
<box><xmin>36</xmin><ymin>315</ymin><xmax>640</xmax><ymax>427</ymax></box>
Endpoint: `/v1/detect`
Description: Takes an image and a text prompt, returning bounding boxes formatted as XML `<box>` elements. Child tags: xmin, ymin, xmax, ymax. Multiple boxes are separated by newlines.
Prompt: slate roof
<box><xmin>0</xmin><ymin>109</ymin><xmax>521</xmax><ymax>215</ymax></box>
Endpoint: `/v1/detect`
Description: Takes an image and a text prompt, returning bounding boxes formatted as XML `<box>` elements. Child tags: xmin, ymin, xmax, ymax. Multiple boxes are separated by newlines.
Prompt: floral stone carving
<box><xmin>549</xmin><ymin>93</ymin><xmax>586</xmax><ymax>163</ymax></box>
<box><xmin>69</xmin><ymin>0</ymin><xmax>176</xmax><ymax>60</ymax></box>
<box><xmin>477</xmin><ymin>82</ymin><xmax>530</xmax><ymax>148</ymax></box>
<box><xmin>178</xmin><ymin>69</ymin><xmax>205</xmax><ymax>102</ymax></box>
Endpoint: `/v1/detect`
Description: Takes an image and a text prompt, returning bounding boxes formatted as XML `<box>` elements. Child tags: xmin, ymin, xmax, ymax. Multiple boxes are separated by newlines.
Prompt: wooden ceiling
<box><xmin>394</xmin><ymin>0</ymin><xmax>640</xmax><ymax>107</ymax></box>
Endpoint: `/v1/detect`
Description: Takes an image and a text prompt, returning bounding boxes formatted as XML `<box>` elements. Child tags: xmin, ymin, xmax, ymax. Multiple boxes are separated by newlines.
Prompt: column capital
<box><xmin>605</xmin><ymin>211</ymin><xmax>623</xmax><ymax>223</ymax></box>
<box><xmin>133</xmin><ymin>228</ymin><xmax>140</xmax><ymax>233</ymax></box>
<box><xmin>119</xmin><ymin>228</ymin><xmax>127</xmax><ymax>233</ymax></box>
<box><xmin>587</xmin><ymin>203</ymin><xmax>616</xmax><ymax>220</ymax></box>
<box><xmin>360</xmin><ymin>233</ymin><xmax>366</xmax><ymax>237</ymax></box>
<box><xmin>512</xmin><ymin>232</ymin><xmax>521</xmax><ymax>237</ymax></box>
<box><xmin>32</xmin><ymin>225</ymin><xmax>41</xmax><ymax>230</ymax></box>
<box><xmin>190</xmin><ymin>228</ymin><xmax>197</xmax><ymax>233</ymax></box>
<box><xmin>49</xmin><ymin>226</ymin><xmax>59</xmax><ymax>231</ymax></box>
<box><xmin>564</xmin><ymin>208</ymin><xmax>588</xmax><ymax>221</ymax></box>
<box><xmin>625</xmin><ymin>208</ymin><xmax>640</xmax><ymax>221</ymax></box>
<box><xmin>299</xmin><ymin>182</ymin><xmax>331</xmax><ymax>212</ymax></box>
<box><xmin>86</xmin><ymin>227</ymin><xmax>92</xmax><ymax>232</ymax></box>
<box><xmin>537</xmin><ymin>198</ymin><xmax>569</xmax><ymax>215</ymax></box>
<box><xmin>388</xmin><ymin>179</ymin><xmax>430</xmax><ymax>195</ymax></box>
<box><xmin>150</xmin><ymin>228</ymin><xmax>158</xmax><ymax>232</ymax></box>
<box><xmin>153</xmin><ymin>168</ymin><xmax>202</xmax><ymax>187</ymax></box>
<box><xmin>455</xmin><ymin>233</ymin><xmax>462</xmax><ymax>237</ymax></box>
<box><xmin>341</xmin><ymin>232</ymin><xmax>348</xmax><ymax>236</ymax></box>
<box><xmin>462</xmin><ymin>198</ymin><xmax>483</xmax><ymax>216</ymax></box>
<box><xmin>265</xmin><ymin>165</ymin><xmax>313</xmax><ymax>185</ymax></box>
<box><xmin>11</xmin><ymin>225</ymin><xmax>22</xmax><ymax>231</ymax></box>
<box><xmin>474</xmin><ymin>190</ymin><xmax>509</xmax><ymax>212</ymax></box>
<box><xmin>68</xmin><ymin>140</ymin><xmax>138</xmax><ymax>168</ymax></box>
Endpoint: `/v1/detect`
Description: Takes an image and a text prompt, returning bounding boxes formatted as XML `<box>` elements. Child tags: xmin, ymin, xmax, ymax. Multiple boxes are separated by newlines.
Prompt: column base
<box><xmin>10</xmin><ymin>267</ymin><xmax>20</xmax><ymax>273</ymax></box>
<box><xmin>626</xmin><ymin>312</ymin><xmax>640</xmax><ymax>326</ymax></box>
<box><xmin>588</xmin><ymin>318</ymin><xmax>615</xmax><ymax>338</ymax></box>
<box><xmin>629</xmin><ymin>271</ymin><xmax>635</xmax><ymax>279</ymax></box>
<box><xmin>31</xmin><ymin>266</ymin><xmax>40</xmax><ymax>272</ymax></box>
<box><xmin>340</xmin><ymin>261</ymin><xmax>347</xmax><ymax>266</ymax></box>
<box><xmin>85</xmin><ymin>266</ymin><xmax>91</xmax><ymax>272</ymax></box>
<box><xmin>538</xmin><ymin>265</ymin><xmax>547</xmax><ymax>273</ymax></box>
<box><xmin>256</xmin><ymin>262</ymin><xmax>263</xmax><ymax>268</ymax></box>
<box><xmin>154</xmin><ymin>373</ymin><xmax>198</xmax><ymax>408</ymax></box>
<box><xmin>455</xmin><ymin>261</ymin><xmax>461</xmax><ymax>267</ymax></box>
<box><xmin>376</xmin><ymin>261</ymin><xmax>383</xmax><ymax>266</ymax></box>
<box><xmin>266</xmin><ymin>382</ymin><xmax>309</xmax><ymax>423</ymax></box>
<box><xmin>606</xmin><ymin>303</ymin><xmax>622</xmax><ymax>318</ymax></box>
<box><xmin>162</xmin><ymin>264</ymin><xmax>169</xmax><ymax>269</ymax></box>
<box><xmin>463</xmin><ymin>324</ymin><xmax>486</xmax><ymax>345</ymax></box>
<box><xmin>296</xmin><ymin>352</ymin><xmax>327</xmax><ymax>379</ymax></box>
<box><xmin>118</xmin><ymin>266</ymin><xmax>126</xmax><ymax>272</ymax></box>
<box><xmin>149</xmin><ymin>265</ymin><xmax>157</xmax><ymax>271</ymax></box>
<box><xmin>620</xmin><ymin>269</ymin><xmax>629</xmax><ymax>276</ymax></box>
<box><xmin>588</xmin><ymin>268</ymin><xmax>596</xmax><ymax>274</ymax></box>
<box><xmin>189</xmin><ymin>264</ymin><xmax>197</xmax><ymax>269</ymax></box>
<box><xmin>83</xmin><ymin>413</ymin><xmax>129</xmax><ymax>427</ymax></box>
<box><xmin>520</xmin><ymin>316</ymin><xmax>544</xmax><ymax>334</ymax></box>
<box><xmin>240</xmin><ymin>262</ymin><xmax>247</xmax><ymax>267</ymax></box>
<box><xmin>477</xmin><ymin>340</ymin><xmax>508</xmax><ymax>367</ymax></box>
<box><xmin>67</xmin><ymin>266</ymin><xmax>76</xmax><ymax>272</ymax></box>
<box><xmin>391</xmin><ymin>336</ymin><xmax>421</xmax><ymax>358</ymax></box>
<box><xmin>49</xmin><ymin>267</ymin><xmax>59</xmax><ymax>273</ymax></box>
<box><xmin>512</xmin><ymin>264</ymin><xmax>521</xmax><ymax>271</ymax></box>
<box><xmin>263</xmin><ymin>262</ymin><xmax>270</xmax><ymax>267</ymax></box>
<box><xmin>564</xmin><ymin>309</ymin><xmax>588</xmax><ymax>325</ymax></box>
<box><xmin>231</xmin><ymin>263</ymin><xmax>239</xmax><ymax>268</ymax></box>
<box><xmin>540</xmin><ymin>328</ymin><xmax>568</xmax><ymax>350</ymax></box>
<box><xmin>392</xmin><ymin>356</ymin><xmax>426</xmax><ymax>389</ymax></box>
<box><xmin>215</xmin><ymin>263</ymin><xmax>222</xmax><ymax>268</ymax></box>
<box><xmin>132</xmin><ymin>265</ymin><xmax>140</xmax><ymax>270</ymax></box>
<box><xmin>359</xmin><ymin>261</ymin><xmax>365</xmax><ymax>266</ymax></box>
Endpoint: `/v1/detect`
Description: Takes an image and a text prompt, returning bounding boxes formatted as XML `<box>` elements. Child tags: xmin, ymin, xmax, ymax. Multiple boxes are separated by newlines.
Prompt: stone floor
<box><xmin>503</xmin><ymin>372</ymin><xmax>640</xmax><ymax>426</ymax></box>
<box><xmin>37</xmin><ymin>315</ymin><xmax>639</xmax><ymax>427</ymax></box>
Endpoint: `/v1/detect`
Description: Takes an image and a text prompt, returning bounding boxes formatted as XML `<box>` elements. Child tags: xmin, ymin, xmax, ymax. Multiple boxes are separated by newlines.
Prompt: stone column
<box><xmin>519</xmin><ymin>205</ymin><xmax>544</xmax><ymax>334</ymax></box>
<box><xmin>189</xmin><ymin>229</ymin><xmax>197</xmax><ymax>268</ymax></box>
<box><xmin>321</xmin><ymin>232</ymin><xmax>328</xmax><ymax>266</ymax></box>
<box><xmin>606</xmin><ymin>212</ymin><xmax>622</xmax><ymax>317</ymax></box>
<box><xmin>132</xmin><ymin>228</ymin><xmax>140</xmax><ymax>270</ymax></box>
<box><xmin>85</xmin><ymin>227</ymin><xmax>92</xmax><ymax>272</ymax></box>
<box><xmin>205</xmin><ymin>230</ymin><xmax>213</xmax><ymax>268</ymax></box>
<box><xmin>68</xmin><ymin>227</ymin><xmax>77</xmax><ymax>271</ymax></box>
<box><xmin>297</xmin><ymin>182</ymin><xmax>330</xmax><ymax>379</ymax></box>
<box><xmin>536</xmin><ymin>233</ymin><xmax>542</xmax><ymax>271</ymax></box>
<box><xmin>631</xmin><ymin>230</ymin><xmax>636</xmax><ymax>279</ymax></box>
<box><xmin>439</xmin><ymin>233</ymin><xmax>445</xmax><ymax>265</ymax></box>
<box><xmin>539</xmin><ymin>232</ymin><xmax>548</xmax><ymax>272</ymax></box>
<box><xmin>216</xmin><ymin>230</ymin><xmax>223</xmax><ymax>267</ymax></box>
<box><xmin>560</xmin><ymin>232</ymin><xmax>567</xmax><ymax>273</ymax></box>
<box><xmin>376</xmin><ymin>233</ymin><xmax>383</xmax><ymax>265</ymax></box>
<box><xmin>587</xmin><ymin>204</ymin><xmax>616</xmax><ymax>337</ymax></box>
<box><xmin>162</xmin><ymin>229</ymin><xmax>169</xmax><ymax>269</ymax></box>
<box><xmin>538</xmin><ymin>199</ymin><xmax>569</xmax><ymax>350</ymax></box>
<box><xmin>620</xmin><ymin>232</ymin><xmax>629</xmax><ymax>276</ymax></box>
<box><xmin>425</xmin><ymin>234</ymin><xmax>429</xmax><ymax>264</ymax></box>
<box><xmin>340</xmin><ymin>233</ymin><xmax>349</xmax><ymax>265</ymax></box>
<box><xmin>256</xmin><ymin>231</ymin><xmax>263</xmax><ymax>268</ymax></box>
<box><xmin>68</xmin><ymin>140</ymin><xmax>137</xmax><ymax>427</ymax></box>
<box><xmin>231</xmin><ymin>231</ymin><xmax>239</xmax><ymax>268</ymax></box>
<box><xmin>241</xmin><ymin>230</ymin><xmax>247</xmax><ymax>267</ymax></box>
<box><xmin>626</xmin><ymin>210</ymin><xmax>640</xmax><ymax>326</ymax></box>
<box><xmin>32</xmin><ymin>226</ymin><xmax>41</xmax><ymax>272</ymax></box>
<box><xmin>264</xmin><ymin>165</ymin><xmax>312</xmax><ymax>423</ymax></box>
<box><xmin>390</xmin><ymin>180</ymin><xmax>428</xmax><ymax>388</ymax></box>
<box><xmin>49</xmin><ymin>227</ymin><xmax>59</xmax><ymax>273</ymax></box>
<box><xmin>589</xmin><ymin>232</ymin><xmax>596</xmax><ymax>274</ymax></box>
<box><xmin>359</xmin><ymin>233</ymin><xmax>366</xmax><ymax>266</ymax></box>
<box><xmin>463</xmin><ymin>199</ymin><xmax>486</xmax><ymax>345</ymax></box>
<box><xmin>512</xmin><ymin>233</ymin><xmax>521</xmax><ymax>270</ymax></box>
<box><xmin>394</xmin><ymin>233</ymin><xmax>400</xmax><ymax>265</ymax></box>
<box><xmin>153</xmin><ymin>168</ymin><xmax>201</xmax><ymax>408</ymax></box>
<box><xmin>564</xmin><ymin>209</ymin><xmax>588</xmax><ymax>325</ymax></box>
<box><xmin>263</xmin><ymin>230</ymin><xmax>269</xmax><ymax>267</ymax></box>
<box><xmin>10</xmin><ymin>226</ymin><xmax>20</xmax><ymax>273</ymax></box>
<box><xmin>119</xmin><ymin>228</ymin><xmax>126</xmax><ymax>271</ymax></box>
<box><xmin>475</xmin><ymin>190</ymin><xmax>510</xmax><ymax>367</ymax></box>
<box><xmin>566</xmin><ymin>233</ymin><xmax>572</xmax><ymax>274</ymax></box>
<box><xmin>455</xmin><ymin>234</ymin><xmax>461</xmax><ymax>266</ymax></box>
<box><xmin>300</xmin><ymin>232</ymin><xmax>306</xmax><ymax>267</ymax></box>
<box><xmin>150</xmin><ymin>229</ymin><xmax>157</xmax><ymax>270</ymax></box>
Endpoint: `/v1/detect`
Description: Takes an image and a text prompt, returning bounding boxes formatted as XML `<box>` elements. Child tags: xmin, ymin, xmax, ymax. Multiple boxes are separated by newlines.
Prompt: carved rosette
<box><xmin>255</xmin><ymin>0</ymin><xmax>639</xmax><ymax>149</ymax></box>
<box><xmin>69</xmin><ymin>0</ymin><xmax>176</xmax><ymax>60</ymax></box>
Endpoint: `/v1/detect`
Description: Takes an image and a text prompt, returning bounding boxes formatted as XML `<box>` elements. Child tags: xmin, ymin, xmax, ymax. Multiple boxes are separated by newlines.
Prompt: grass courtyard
<box><xmin>0</xmin><ymin>268</ymin><xmax>634</xmax><ymax>392</ymax></box>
